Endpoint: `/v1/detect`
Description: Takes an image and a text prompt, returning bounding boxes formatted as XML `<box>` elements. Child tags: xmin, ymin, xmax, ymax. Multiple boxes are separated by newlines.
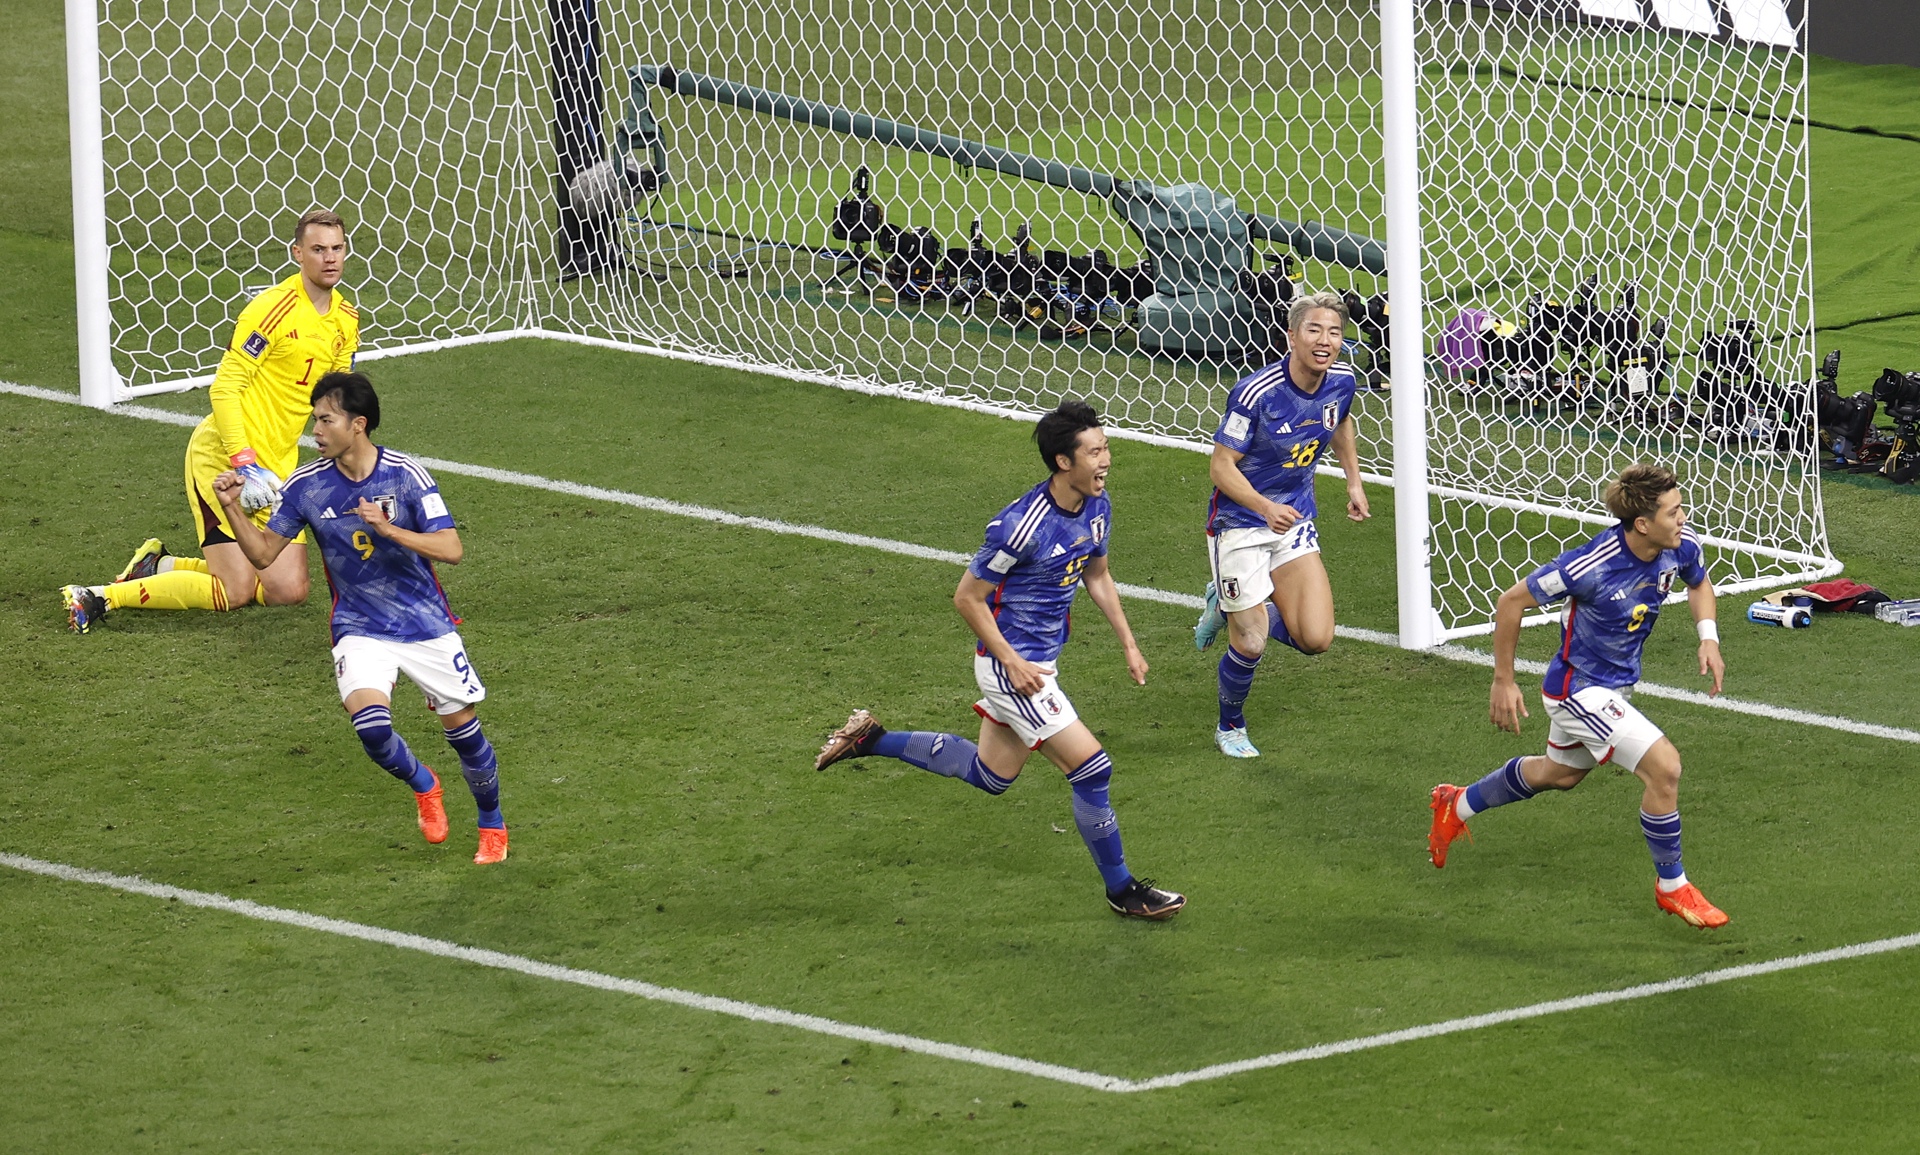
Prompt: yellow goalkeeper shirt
<box><xmin>203</xmin><ymin>274</ymin><xmax>361</xmax><ymax>477</ymax></box>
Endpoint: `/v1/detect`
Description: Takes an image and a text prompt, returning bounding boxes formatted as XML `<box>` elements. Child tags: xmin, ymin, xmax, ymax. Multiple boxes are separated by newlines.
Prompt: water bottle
<box><xmin>1747</xmin><ymin>601</ymin><xmax>1811</xmax><ymax>628</ymax></box>
<box><xmin>1873</xmin><ymin>598</ymin><xmax>1920</xmax><ymax>627</ymax></box>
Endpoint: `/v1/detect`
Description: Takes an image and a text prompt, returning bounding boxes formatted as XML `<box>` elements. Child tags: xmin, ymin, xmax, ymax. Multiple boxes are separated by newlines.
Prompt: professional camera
<box><xmin>1871</xmin><ymin>365</ymin><xmax>1920</xmax><ymax>481</ymax></box>
<box><xmin>1812</xmin><ymin>350</ymin><xmax>1878</xmax><ymax>466</ymax></box>
<box><xmin>1339</xmin><ymin>288</ymin><xmax>1391</xmax><ymax>388</ymax></box>
<box><xmin>824</xmin><ymin>166</ymin><xmax>889</xmax><ymax>294</ymax></box>
<box><xmin>1693</xmin><ymin>319</ymin><xmax>1789</xmax><ymax>442</ymax></box>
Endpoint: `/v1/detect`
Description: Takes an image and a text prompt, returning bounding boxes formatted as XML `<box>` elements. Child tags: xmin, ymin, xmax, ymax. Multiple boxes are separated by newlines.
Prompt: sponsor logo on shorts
<box><xmin>1221</xmin><ymin>577</ymin><xmax>1241</xmax><ymax>601</ymax></box>
<box><xmin>242</xmin><ymin>331</ymin><xmax>267</xmax><ymax>357</ymax></box>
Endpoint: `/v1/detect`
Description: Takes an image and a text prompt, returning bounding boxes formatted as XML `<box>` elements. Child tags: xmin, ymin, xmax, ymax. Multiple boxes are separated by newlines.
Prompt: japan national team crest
<box><xmin>1322</xmin><ymin>400</ymin><xmax>1341</xmax><ymax>430</ymax></box>
<box><xmin>370</xmin><ymin>494</ymin><xmax>398</xmax><ymax>521</ymax></box>
<box><xmin>1658</xmin><ymin>567</ymin><xmax>1677</xmax><ymax>595</ymax></box>
<box><xmin>1602</xmin><ymin>699</ymin><xmax>1627</xmax><ymax>721</ymax></box>
<box><xmin>1220</xmin><ymin>577</ymin><xmax>1241</xmax><ymax>602</ymax></box>
<box><xmin>1090</xmin><ymin>514</ymin><xmax>1107</xmax><ymax>544</ymax></box>
<box><xmin>1039</xmin><ymin>693</ymin><xmax>1064</xmax><ymax>717</ymax></box>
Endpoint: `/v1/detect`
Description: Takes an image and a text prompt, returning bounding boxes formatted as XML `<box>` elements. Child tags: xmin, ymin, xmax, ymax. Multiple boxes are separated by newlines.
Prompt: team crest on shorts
<box><xmin>1221</xmin><ymin>577</ymin><xmax>1241</xmax><ymax>601</ymax></box>
<box><xmin>1602</xmin><ymin>699</ymin><xmax>1626</xmax><ymax>720</ymax></box>
<box><xmin>1040</xmin><ymin>693</ymin><xmax>1064</xmax><ymax>716</ymax></box>
<box><xmin>1322</xmin><ymin>400</ymin><xmax>1341</xmax><ymax>429</ymax></box>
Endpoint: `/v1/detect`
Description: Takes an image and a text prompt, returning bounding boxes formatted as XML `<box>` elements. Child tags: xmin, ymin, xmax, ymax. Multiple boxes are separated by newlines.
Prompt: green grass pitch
<box><xmin>7</xmin><ymin>0</ymin><xmax>1920</xmax><ymax>1149</ymax></box>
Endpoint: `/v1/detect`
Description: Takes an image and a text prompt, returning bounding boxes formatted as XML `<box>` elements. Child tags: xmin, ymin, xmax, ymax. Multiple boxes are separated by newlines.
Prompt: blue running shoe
<box><xmin>1215</xmin><ymin>726</ymin><xmax>1260</xmax><ymax>759</ymax></box>
<box><xmin>1194</xmin><ymin>580</ymin><xmax>1226</xmax><ymax>650</ymax></box>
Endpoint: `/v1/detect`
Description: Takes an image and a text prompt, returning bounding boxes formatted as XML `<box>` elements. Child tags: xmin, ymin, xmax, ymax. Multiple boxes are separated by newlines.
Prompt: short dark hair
<box><xmin>311</xmin><ymin>371</ymin><xmax>380</xmax><ymax>433</ymax></box>
<box><xmin>293</xmin><ymin>208</ymin><xmax>346</xmax><ymax>245</ymax></box>
<box><xmin>1034</xmin><ymin>399</ymin><xmax>1103</xmax><ymax>472</ymax></box>
<box><xmin>1604</xmin><ymin>462</ymin><xmax>1679</xmax><ymax>525</ymax></box>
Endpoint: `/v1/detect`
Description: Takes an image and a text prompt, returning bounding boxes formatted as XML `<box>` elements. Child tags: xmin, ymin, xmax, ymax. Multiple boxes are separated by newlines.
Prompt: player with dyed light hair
<box><xmin>1192</xmin><ymin>291</ymin><xmax>1372</xmax><ymax>758</ymax></box>
<box><xmin>213</xmin><ymin>372</ymin><xmax>509</xmax><ymax>865</ymax></box>
<box><xmin>63</xmin><ymin>209</ymin><xmax>358</xmax><ymax>631</ymax></box>
<box><xmin>814</xmin><ymin>399</ymin><xmax>1184</xmax><ymax>920</ymax></box>
<box><xmin>1428</xmin><ymin>463</ymin><xmax>1729</xmax><ymax>927</ymax></box>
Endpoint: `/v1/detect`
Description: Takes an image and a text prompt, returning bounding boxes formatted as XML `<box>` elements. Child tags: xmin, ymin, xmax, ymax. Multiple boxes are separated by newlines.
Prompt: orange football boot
<box><xmin>414</xmin><ymin>771</ymin><xmax>449</xmax><ymax>844</ymax></box>
<box><xmin>474</xmin><ymin>826</ymin><xmax>509</xmax><ymax>865</ymax></box>
<box><xmin>1427</xmin><ymin>783</ymin><xmax>1472</xmax><ymax>868</ymax></box>
<box><xmin>1656</xmin><ymin>882</ymin><xmax>1728</xmax><ymax>928</ymax></box>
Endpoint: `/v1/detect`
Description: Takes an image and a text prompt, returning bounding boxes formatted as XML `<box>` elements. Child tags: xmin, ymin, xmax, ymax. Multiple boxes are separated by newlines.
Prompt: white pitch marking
<box><xmin>5</xmin><ymin>850</ymin><xmax>1918</xmax><ymax>1093</ymax></box>
<box><xmin>4</xmin><ymin>377</ymin><xmax>1914</xmax><ymax>747</ymax></box>
<box><xmin>0</xmin><ymin>852</ymin><xmax>1127</xmax><ymax>1092</ymax></box>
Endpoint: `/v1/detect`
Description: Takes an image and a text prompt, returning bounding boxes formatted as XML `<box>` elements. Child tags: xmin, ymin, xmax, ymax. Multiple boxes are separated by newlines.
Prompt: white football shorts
<box><xmin>972</xmin><ymin>653</ymin><xmax>1079</xmax><ymax>749</ymax></box>
<box><xmin>333</xmin><ymin>631</ymin><xmax>488</xmax><ymax>716</ymax></box>
<box><xmin>1208</xmin><ymin>520</ymin><xmax>1322</xmax><ymax>612</ymax></box>
<box><xmin>1542</xmin><ymin>686</ymin><xmax>1664</xmax><ymax>772</ymax></box>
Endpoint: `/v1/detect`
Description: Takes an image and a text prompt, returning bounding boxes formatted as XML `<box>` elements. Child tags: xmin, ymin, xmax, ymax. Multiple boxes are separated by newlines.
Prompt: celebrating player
<box><xmin>813</xmin><ymin>400</ymin><xmax>1184</xmax><ymax>920</ymax></box>
<box><xmin>1192</xmin><ymin>291</ymin><xmax>1371</xmax><ymax>758</ymax></box>
<box><xmin>62</xmin><ymin>209</ymin><xmax>359</xmax><ymax>632</ymax></box>
<box><xmin>213</xmin><ymin>372</ymin><xmax>508</xmax><ymax>865</ymax></box>
<box><xmin>1427</xmin><ymin>463</ymin><xmax>1728</xmax><ymax>928</ymax></box>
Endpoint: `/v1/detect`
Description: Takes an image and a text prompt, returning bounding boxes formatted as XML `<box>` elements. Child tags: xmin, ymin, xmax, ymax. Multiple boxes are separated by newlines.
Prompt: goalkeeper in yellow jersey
<box><xmin>62</xmin><ymin>209</ymin><xmax>360</xmax><ymax>631</ymax></box>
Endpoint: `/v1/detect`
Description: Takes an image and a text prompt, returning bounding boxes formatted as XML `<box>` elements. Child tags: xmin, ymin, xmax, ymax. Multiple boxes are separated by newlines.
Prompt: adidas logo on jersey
<box><xmin>319</xmin><ymin>507</ymin><xmax>338</xmax><ymax>519</ymax></box>
<box><xmin>1611</xmin><ymin>588</ymin><xmax>1629</xmax><ymax>600</ymax></box>
<box><xmin>1273</xmin><ymin>422</ymin><xmax>1293</xmax><ymax>435</ymax></box>
<box><xmin>1050</xmin><ymin>544</ymin><xmax>1068</xmax><ymax>557</ymax></box>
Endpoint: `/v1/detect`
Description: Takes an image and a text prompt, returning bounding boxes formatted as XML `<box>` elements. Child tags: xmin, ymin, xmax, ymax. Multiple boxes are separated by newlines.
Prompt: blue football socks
<box><xmin>1217</xmin><ymin>645</ymin><xmax>1262</xmax><ymax>730</ymax></box>
<box><xmin>1641</xmin><ymin>809</ymin><xmax>1686</xmax><ymax>883</ymax></box>
<box><xmin>1067</xmin><ymin>751</ymin><xmax>1132</xmax><ymax>892</ymax></box>
<box><xmin>1265</xmin><ymin>603</ymin><xmax>1308</xmax><ymax>653</ymax></box>
<box><xmin>1461</xmin><ymin>756</ymin><xmax>1537</xmax><ymax>817</ymax></box>
<box><xmin>443</xmin><ymin>716</ymin><xmax>504</xmax><ymax>829</ymax></box>
<box><xmin>351</xmin><ymin>704</ymin><xmax>435</xmax><ymax>794</ymax></box>
<box><xmin>876</xmin><ymin>730</ymin><xmax>1014</xmax><ymax>795</ymax></box>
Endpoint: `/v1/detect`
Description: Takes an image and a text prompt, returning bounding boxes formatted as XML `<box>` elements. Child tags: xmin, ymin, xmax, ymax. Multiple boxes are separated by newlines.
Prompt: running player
<box><xmin>213</xmin><ymin>371</ymin><xmax>508</xmax><ymax>865</ymax></box>
<box><xmin>1427</xmin><ymin>463</ymin><xmax>1728</xmax><ymax>928</ymax></box>
<box><xmin>813</xmin><ymin>400</ymin><xmax>1184</xmax><ymax>920</ymax></box>
<box><xmin>1192</xmin><ymin>291</ymin><xmax>1371</xmax><ymax>758</ymax></box>
<box><xmin>62</xmin><ymin>209</ymin><xmax>359</xmax><ymax>631</ymax></box>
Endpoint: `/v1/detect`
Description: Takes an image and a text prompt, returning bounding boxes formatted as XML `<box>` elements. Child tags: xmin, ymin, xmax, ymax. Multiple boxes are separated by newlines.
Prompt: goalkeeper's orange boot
<box><xmin>1428</xmin><ymin>783</ymin><xmax>1472</xmax><ymax>868</ymax></box>
<box><xmin>1656</xmin><ymin>881</ymin><xmax>1728</xmax><ymax>928</ymax></box>
<box><xmin>414</xmin><ymin>770</ymin><xmax>449</xmax><ymax>844</ymax></box>
<box><xmin>474</xmin><ymin>826</ymin><xmax>509</xmax><ymax>865</ymax></box>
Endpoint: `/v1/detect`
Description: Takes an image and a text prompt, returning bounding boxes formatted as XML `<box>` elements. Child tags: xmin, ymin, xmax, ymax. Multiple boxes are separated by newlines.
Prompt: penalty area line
<box><xmin>3</xmin><ymin>378</ymin><xmax>1915</xmax><ymax>746</ymax></box>
<box><xmin>6</xmin><ymin>850</ymin><xmax>1919</xmax><ymax>1094</ymax></box>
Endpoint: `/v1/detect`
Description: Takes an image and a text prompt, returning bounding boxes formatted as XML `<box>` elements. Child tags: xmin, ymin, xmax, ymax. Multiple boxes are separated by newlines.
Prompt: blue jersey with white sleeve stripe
<box><xmin>1524</xmin><ymin>524</ymin><xmax>1707</xmax><ymax>696</ymax></box>
<box><xmin>266</xmin><ymin>447</ymin><xmax>460</xmax><ymax>645</ymax></box>
<box><xmin>966</xmin><ymin>479</ymin><xmax>1111</xmax><ymax>663</ymax></box>
<box><xmin>1207</xmin><ymin>355</ymin><xmax>1359</xmax><ymax>532</ymax></box>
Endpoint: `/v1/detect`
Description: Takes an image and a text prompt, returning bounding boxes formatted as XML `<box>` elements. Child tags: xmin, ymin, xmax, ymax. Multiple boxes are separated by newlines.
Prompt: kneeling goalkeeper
<box><xmin>62</xmin><ymin>208</ymin><xmax>360</xmax><ymax>631</ymax></box>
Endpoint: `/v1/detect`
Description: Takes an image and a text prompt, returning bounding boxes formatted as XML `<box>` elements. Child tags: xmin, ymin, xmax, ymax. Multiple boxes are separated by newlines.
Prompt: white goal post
<box><xmin>66</xmin><ymin>0</ymin><xmax>1836</xmax><ymax>646</ymax></box>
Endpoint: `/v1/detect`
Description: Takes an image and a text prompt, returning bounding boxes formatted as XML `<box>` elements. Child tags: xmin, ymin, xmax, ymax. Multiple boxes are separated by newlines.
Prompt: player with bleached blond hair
<box><xmin>1427</xmin><ymin>462</ymin><xmax>1729</xmax><ymax>928</ymax></box>
<box><xmin>62</xmin><ymin>208</ymin><xmax>359</xmax><ymax>631</ymax></box>
<box><xmin>1192</xmin><ymin>290</ymin><xmax>1371</xmax><ymax>759</ymax></box>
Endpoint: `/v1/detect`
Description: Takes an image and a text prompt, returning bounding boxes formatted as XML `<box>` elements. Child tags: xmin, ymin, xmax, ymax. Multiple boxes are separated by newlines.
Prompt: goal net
<box><xmin>75</xmin><ymin>0</ymin><xmax>1833</xmax><ymax>641</ymax></box>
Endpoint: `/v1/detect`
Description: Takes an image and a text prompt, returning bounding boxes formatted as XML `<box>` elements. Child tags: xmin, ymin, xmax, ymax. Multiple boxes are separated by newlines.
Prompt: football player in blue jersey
<box><xmin>814</xmin><ymin>400</ymin><xmax>1184</xmax><ymax>920</ymax></box>
<box><xmin>1193</xmin><ymin>291</ymin><xmax>1373</xmax><ymax>758</ymax></box>
<box><xmin>1427</xmin><ymin>463</ymin><xmax>1729</xmax><ymax>927</ymax></box>
<box><xmin>213</xmin><ymin>372</ymin><xmax>510</xmax><ymax>865</ymax></box>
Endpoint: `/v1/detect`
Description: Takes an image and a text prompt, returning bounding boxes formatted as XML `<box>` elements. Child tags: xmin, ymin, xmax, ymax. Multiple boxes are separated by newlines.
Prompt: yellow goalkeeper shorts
<box><xmin>184</xmin><ymin>418</ymin><xmax>307</xmax><ymax>548</ymax></box>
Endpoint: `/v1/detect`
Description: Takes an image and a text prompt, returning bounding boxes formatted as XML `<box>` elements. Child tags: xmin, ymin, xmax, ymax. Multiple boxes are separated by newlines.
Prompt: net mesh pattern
<box><xmin>91</xmin><ymin>0</ymin><xmax>1828</xmax><ymax>638</ymax></box>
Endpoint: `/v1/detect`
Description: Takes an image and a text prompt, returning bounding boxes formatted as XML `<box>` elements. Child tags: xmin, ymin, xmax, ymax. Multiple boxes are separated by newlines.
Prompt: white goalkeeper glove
<box><xmin>229</xmin><ymin>449</ymin><xmax>284</xmax><ymax>514</ymax></box>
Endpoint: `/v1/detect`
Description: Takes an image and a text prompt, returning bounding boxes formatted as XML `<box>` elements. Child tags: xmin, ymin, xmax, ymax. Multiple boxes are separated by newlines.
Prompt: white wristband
<box><xmin>1696</xmin><ymin>619</ymin><xmax>1719</xmax><ymax>643</ymax></box>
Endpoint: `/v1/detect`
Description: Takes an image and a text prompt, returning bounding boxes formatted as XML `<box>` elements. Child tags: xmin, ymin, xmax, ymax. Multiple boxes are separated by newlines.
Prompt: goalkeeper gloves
<box><xmin>229</xmin><ymin>449</ymin><xmax>284</xmax><ymax>514</ymax></box>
